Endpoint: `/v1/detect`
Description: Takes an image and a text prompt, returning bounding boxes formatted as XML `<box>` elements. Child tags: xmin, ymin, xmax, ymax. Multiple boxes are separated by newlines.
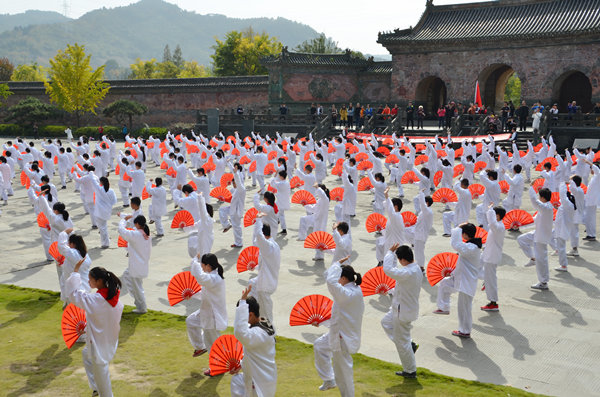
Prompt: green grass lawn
<box><xmin>0</xmin><ymin>284</ymin><xmax>541</xmax><ymax>396</ymax></box>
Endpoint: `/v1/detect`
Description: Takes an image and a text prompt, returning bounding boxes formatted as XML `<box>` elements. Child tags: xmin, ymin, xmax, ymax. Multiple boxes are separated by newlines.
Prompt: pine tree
<box><xmin>173</xmin><ymin>45</ymin><xmax>184</xmax><ymax>68</ymax></box>
<box><xmin>163</xmin><ymin>44</ymin><xmax>172</xmax><ymax>63</ymax></box>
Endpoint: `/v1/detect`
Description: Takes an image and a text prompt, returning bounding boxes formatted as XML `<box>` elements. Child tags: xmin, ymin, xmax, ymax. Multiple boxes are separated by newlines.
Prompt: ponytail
<box><xmin>99</xmin><ymin>176</ymin><xmax>110</xmax><ymax>192</ymax></box>
<box><xmin>53</xmin><ymin>202</ymin><xmax>69</xmax><ymax>221</ymax></box>
<box><xmin>201</xmin><ymin>253</ymin><xmax>224</xmax><ymax>279</ymax></box>
<box><xmin>340</xmin><ymin>264</ymin><xmax>362</xmax><ymax>285</ymax></box>
<box><xmin>68</xmin><ymin>234</ymin><xmax>87</xmax><ymax>258</ymax></box>
<box><xmin>89</xmin><ymin>267</ymin><xmax>122</xmax><ymax>300</ymax></box>
<box><xmin>134</xmin><ymin>215</ymin><xmax>150</xmax><ymax>236</ymax></box>
<box><xmin>41</xmin><ymin>184</ymin><xmax>52</xmax><ymax>203</ymax></box>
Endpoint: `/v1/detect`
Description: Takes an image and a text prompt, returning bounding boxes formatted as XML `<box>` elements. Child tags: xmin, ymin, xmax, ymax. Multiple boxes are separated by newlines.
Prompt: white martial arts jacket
<box><xmin>146</xmin><ymin>182</ymin><xmax>167</xmax><ymax>218</ymax></box>
<box><xmin>325</xmin><ymin>261</ymin><xmax>364</xmax><ymax>353</ymax></box>
<box><xmin>118</xmin><ymin>219</ymin><xmax>151</xmax><ymax>278</ymax></box>
<box><xmin>295</xmin><ymin>169</ymin><xmax>316</xmax><ymax>195</ymax></box>
<box><xmin>383</xmin><ymin>251</ymin><xmax>422</xmax><ymax>322</ymax></box>
<box><xmin>39</xmin><ymin>194</ymin><xmax>73</xmax><ymax>241</ymax></box>
<box><xmin>529</xmin><ymin>187</ymin><xmax>554</xmax><ymax>244</ymax></box>
<box><xmin>368</xmin><ymin>170</ymin><xmax>387</xmax><ymax>210</ymax></box>
<box><xmin>307</xmin><ymin>187</ymin><xmax>329</xmax><ymax>232</ymax></box>
<box><xmin>331</xmin><ymin>229</ymin><xmax>352</xmax><ymax>263</ymax></box>
<box><xmin>188</xmin><ymin>170</ymin><xmax>211</xmax><ymax>203</ymax></box>
<box><xmin>410</xmin><ymin>193</ymin><xmax>433</xmax><ymax>242</ymax></box>
<box><xmin>173</xmin><ymin>190</ymin><xmax>201</xmax><ymax>223</ymax></box>
<box><xmin>479</xmin><ymin>171</ymin><xmax>501</xmax><ymax>207</ymax></box>
<box><xmin>481</xmin><ymin>209</ymin><xmax>505</xmax><ymax>265</ymax></box>
<box><xmin>229</xmin><ymin>171</ymin><xmax>246</xmax><ymax>217</ymax></box>
<box><xmin>585</xmin><ymin>164</ymin><xmax>600</xmax><ymax>207</ymax></box>
<box><xmin>252</xmin><ymin>219</ymin><xmax>280</xmax><ymax>294</ymax></box>
<box><xmin>234</xmin><ymin>300</ymin><xmax>277</xmax><ymax>397</ymax></box>
<box><xmin>93</xmin><ymin>184</ymin><xmax>117</xmax><ymax>221</ymax></box>
<box><xmin>450</xmin><ymin>227</ymin><xmax>483</xmax><ymax>297</ymax></box>
<box><xmin>453</xmin><ymin>182</ymin><xmax>472</xmax><ymax>224</ymax></box>
<box><xmin>553</xmin><ymin>184</ymin><xmax>575</xmax><ymax>241</ymax></box>
<box><xmin>57</xmin><ymin>231</ymin><xmax>91</xmax><ymax>300</ymax></box>
<box><xmin>253</xmin><ymin>194</ymin><xmax>278</xmax><ymax>234</ymax></box>
<box><xmin>383</xmin><ymin>198</ymin><xmax>407</xmax><ymax>246</ymax></box>
<box><xmin>190</xmin><ymin>258</ymin><xmax>227</xmax><ymax>331</ymax></box>
<box><xmin>269</xmin><ymin>177</ymin><xmax>291</xmax><ymax>212</ymax></box>
<box><xmin>341</xmin><ymin>169</ymin><xmax>356</xmax><ymax>216</ymax></box>
<box><xmin>66</xmin><ymin>273</ymin><xmax>124</xmax><ymax>365</ymax></box>
<box><xmin>195</xmin><ymin>193</ymin><xmax>214</xmax><ymax>256</ymax></box>
<box><xmin>568</xmin><ymin>181</ymin><xmax>584</xmax><ymax>224</ymax></box>
<box><xmin>505</xmin><ymin>172</ymin><xmax>524</xmax><ymax>208</ymax></box>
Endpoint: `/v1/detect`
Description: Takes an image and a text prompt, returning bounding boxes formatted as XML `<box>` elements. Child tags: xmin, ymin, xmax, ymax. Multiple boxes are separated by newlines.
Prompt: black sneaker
<box><xmin>396</xmin><ymin>371</ymin><xmax>417</xmax><ymax>378</ymax></box>
<box><xmin>279</xmin><ymin>229</ymin><xmax>287</xmax><ymax>235</ymax></box>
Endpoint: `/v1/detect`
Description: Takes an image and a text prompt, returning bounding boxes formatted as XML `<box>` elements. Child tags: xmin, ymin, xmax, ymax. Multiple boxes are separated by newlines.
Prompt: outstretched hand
<box><xmin>390</xmin><ymin>243</ymin><xmax>400</xmax><ymax>252</ymax></box>
<box><xmin>241</xmin><ymin>285</ymin><xmax>252</xmax><ymax>301</ymax></box>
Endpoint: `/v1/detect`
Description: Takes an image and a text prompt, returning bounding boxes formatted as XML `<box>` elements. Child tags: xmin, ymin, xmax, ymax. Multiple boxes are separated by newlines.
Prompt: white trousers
<box><xmin>393</xmin><ymin>317</ymin><xmax>416</xmax><ymax>373</ymax></box>
<box><xmin>121</xmin><ymin>269</ymin><xmax>146</xmax><ymax>311</ymax></box>
<box><xmin>584</xmin><ymin>205</ymin><xmax>597</xmax><ymax>237</ymax></box>
<box><xmin>298</xmin><ymin>214</ymin><xmax>314</xmax><ymax>240</ymax></box>
<box><xmin>278</xmin><ymin>209</ymin><xmax>287</xmax><ymax>230</ymax></box>
<box><xmin>550</xmin><ymin>236</ymin><xmax>567</xmax><ymax>268</ymax></box>
<box><xmin>82</xmin><ymin>344</ymin><xmax>113</xmax><ymax>397</ymax></box>
<box><xmin>83</xmin><ymin>201</ymin><xmax>96</xmax><ymax>227</ymax></box>
<box><xmin>59</xmin><ymin>170</ymin><xmax>67</xmax><ymax>188</ymax></box>
<box><xmin>187</xmin><ymin>232</ymin><xmax>199</xmax><ymax>258</ymax></box>
<box><xmin>256</xmin><ymin>175</ymin><xmax>265</xmax><ymax>191</ymax></box>
<box><xmin>148</xmin><ymin>205</ymin><xmax>165</xmax><ymax>235</ymax></box>
<box><xmin>186</xmin><ymin>309</ymin><xmax>220</xmax><ymax>351</ymax></box>
<box><xmin>442</xmin><ymin>211</ymin><xmax>455</xmax><ymax>235</ymax></box>
<box><xmin>97</xmin><ymin>218</ymin><xmax>110</xmax><ymax>247</ymax></box>
<box><xmin>414</xmin><ymin>240</ymin><xmax>425</xmax><ymax>269</ymax></box>
<box><xmin>314</xmin><ymin>334</ymin><xmax>354</xmax><ymax>397</ymax></box>
<box><xmin>381</xmin><ymin>307</ymin><xmax>394</xmax><ymax>341</ymax></box>
<box><xmin>118</xmin><ymin>184</ymin><xmax>130</xmax><ymax>206</ymax></box>
<box><xmin>475</xmin><ymin>203</ymin><xmax>488</xmax><ymax>229</ymax></box>
<box><xmin>40</xmin><ymin>227</ymin><xmax>53</xmax><ymax>261</ymax></box>
<box><xmin>219</xmin><ymin>206</ymin><xmax>243</xmax><ymax>246</ymax></box>
<box><xmin>517</xmin><ymin>232</ymin><xmax>549</xmax><ymax>283</ymax></box>
<box><xmin>437</xmin><ymin>276</ymin><xmax>474</xmax><ymax>334</ymax></box>
<box><xmin>482</xmin><ymin>261</ymin><xmax>498</xmax><ymax>302</ymax></box>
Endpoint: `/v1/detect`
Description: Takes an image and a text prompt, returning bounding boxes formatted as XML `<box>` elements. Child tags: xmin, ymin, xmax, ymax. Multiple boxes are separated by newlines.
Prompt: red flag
<box><xmin>474</xmin><ymin>80</ymin><xmax>482</xmax><ymax>107</ymax></box>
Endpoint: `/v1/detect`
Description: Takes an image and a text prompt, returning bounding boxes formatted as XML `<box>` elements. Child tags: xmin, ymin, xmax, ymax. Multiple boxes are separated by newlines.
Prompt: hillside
<box><xmin>0</xmin><ymin>0</ymin><xmax>319</xmax><ymax>69</ymax></box>
<box><xmin>0</xmin><ymin>10</ymin><xmax>71</xmax><ymax>33</ymax></box>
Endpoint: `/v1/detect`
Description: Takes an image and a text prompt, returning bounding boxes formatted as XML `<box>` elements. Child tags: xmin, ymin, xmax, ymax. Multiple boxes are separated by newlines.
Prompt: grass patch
<box><xmin>0</xmin><ymin>284</ymin><xmax>541</xmax><ymax>396</ymax></box>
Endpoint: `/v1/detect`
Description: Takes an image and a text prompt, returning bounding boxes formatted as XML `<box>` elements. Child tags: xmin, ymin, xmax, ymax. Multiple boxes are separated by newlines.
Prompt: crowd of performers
<box><xmin>1</xmin><ymin>129</ymin><xmax>599</xmax><ymax>397</ymax></box>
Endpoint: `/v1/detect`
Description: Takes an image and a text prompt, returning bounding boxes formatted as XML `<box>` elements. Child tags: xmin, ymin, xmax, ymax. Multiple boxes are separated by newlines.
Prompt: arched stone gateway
<box><xmin>415</xmin><ymin>77</ymin><xmax>447</xmax><ymax>116</ymax></box>
<box><xmin>553</xmin><ymin>71</ymin><xmax>593</xmax><ymax>112</ymax></box>
<box><xmin>479</xmin><ymin>64</ymin><xmax>517</xmax><ymax>111</ymax></box>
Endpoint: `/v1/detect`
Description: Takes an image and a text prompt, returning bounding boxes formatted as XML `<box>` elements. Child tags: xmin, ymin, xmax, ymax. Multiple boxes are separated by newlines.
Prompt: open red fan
<box><xmin>414</xmin><ymin>154</ymin><xmax>428</xmax><ymax>165</ymax></box>
<box><xmin>385</xmin><ymin>154</ymin><xmax>399</xmax><ymax>164</ymax></box>
<box><xmin>209</xmin><ymin>334</ymin><xmax>244</xmax><ymax>376</ymax></box>
<box><xmin>62</xmin><ymin>303</ymin><xmax>86</xmax><ymax>349</ymax></box>
<box><xmin>463</xmin><ymin>227</ymin><xmax>488</xmax><ymax>244</ymax></box>
<box><xmin>361</xmin><ymin>267</ymin><xmax>396</xmax><ymax>297</ymax></box>
<box><xmin>49</xmin><ymin>241</ymin><xmax>65</xmax><ymax>265</ymax></box>
<box><xmin>377</xmin><ymin>146</ymin><xmax>390</xmax><ymax>156</ymax></box>
<box><xmin>291</xmin><ymin>190</ymin><xmax>316</xmax><ymax>205</ymax></box>
<box><xmin>244</xmin><ymin>208</ymin><xmax>258</xmax><ymax>227</ymax></box>
<box><xmin>267</xmin><ymin>185</ymin><xmax>277</xmax><ymax>193</ymax></box>
<box><xmin>401</xmin><ymin>171</ymin><xmax>420</xmax><ymax>184</ymax></box>
<box><xmin>240</xmin><ymin>155</ymin><xmax>251</xmax><ymax>165</ymax></box>
<box><xmin>401</xmin><ymin>211</ymin><xmax>417</xmax><ymax>227</ymax></box>
<box><xmin>332</xmin><ymin>165</ymin><xmax>343</xmax><ymax>176</ymax></box>
<box><xmin>141</xmin><ymin>184</ymin><xmax>155</xmax><ymax>200</ymax></box>
<box><xmin>453</xmin><ymin>164</ymin><xmax>464</xmax><ymax>178</ymax></box>
<box><xmin>248</xmin><ymin>161</ymin><xmax>257</xmax><ymax>173</ymax></box>
<box><xmin>166</xmin><ymin>167</ymin><xmax>177</xmax><ymax>178</ymax></box>
<box><xmin>433</xmin><ymin>170</ymin><xmax>443</xmax><ymax>187</ymax></box>
<box><xmin>210</xmin><ymin>186</ymin><xmax>232</xmax><ymax>203</ymax></box>
<box><xmin>123</xmin><ymin>172</ymin><xmax>132</xmax><ymax>182</ymax></box>
<box><xmin>503</xmin><ymin>209</ymin><xmax>534</xmax><ymax>230</ymax></box>
<box><xmin>304</xmin><ymin>231</ymin><xmax>336</xmax><ymax>251</ymax></box>
<box><xmin>268</xmin><ymin>150</ymin><xmax>278</xmax><ymax>160</ymax></box>
<box><xmin>358</xmin><ymin>177</ymin><xmax>373</xmax><ymax>191</ymax></box>
<box><xmin>304</xmin><ymin>160</ymin><xmax>315</xmax><ymax>171</ymax></box>
<box><xmin>426</xmin><ymin>252</ymin><xmax>459</xmax><ymax>286</ymax></box>
<box><xmin>474</xmin><ymin>161</ymin><xmax>487</xmax><ymax>172</ymax></box>
<box><xmin>171</xmin><ymin>210</ymin><xmax>195</xmax><ymax>229</ymax></box>
<box><xmin>20</xmin><ymin>171</ymin><xmax>30</xmax><ymax>189</ymax></box>
<box><xmin>37</xmin><ymin>212</ymin><xmax>50</xmax><ymax>230</ymax></box>
<box><xmin>550</xmin><ymin>191</ymin><xmax>561</xmax><ymax>208</ymax></box>
<box><xmin>468</xmin><ymin>183</ymin><xmax>485</xmax><ymax>199</ymax></box>
<box><xmin>436</xmin><ymin>149</ymin><xmax>447</xmax><ymax>159</ymax></box>
<box><xmin>290</xmin><ymin>176</ymin><xmax>304</xmax><ymax>189</ymax></box>
<box><xmin>221</xmin><ymin>173</ymin><xmax>234</xmax><ymax>187</ymax></box>
<box><xmin>432</xmin><ymin>187</ymin><xmax>458</xmax><ymax>203</ymax></box>
<box><xmin>167</xmin><ymin>271</ymin><xmax>202</xmax><ymax>306</ymax></box>
<box><xmin>382</xmin><ymin>137</ymin><xmax>394</xmax><ymax>146</ymax></box>
<box><xmin>117</xmin><ymin>236</ymin><xmax>128</xmax><ymax>248</ymax></box>
<box><xmin>236</xmin><ymin>246</ymin><xmax>260</xmax><ymax>273</ymax></box>
<box><xmin>264</xmin><ymin>163</ymin><xmax>276</xmax><ymax>175</ymax></box>
<box><xmin>355</xmin><ymin>152</ymin><xmax>369</xmax><ymax>162</ymax></box>
<box><xmin>357</xmin><ymin>160</ymin><xmax>373</xmax><ymax>171</ymax></box>
<box><xmin>160</xmin><ymin>161</ymin><xmax>168</xmax><ymax>170</ymax></box>
<box><xmin>115</xmin><ymin>164</ymin><xmax>121</xmax><ymax>175</ymax></box>
<box><xmin>330</xmin><ymin>187</ymin><xmax>344</xmax><ymax>202</ymax></box>
<box><xmin>203</xmin><ymin>161</ymin><xmax>216</xmax><ymax>172</ymax></box>
<box><xmin>289</xmin><ymin>294</ymin><xmax>333</xmax><ymax>326</ymax></box>
<box><xmin>498</xmin><ymin>180</ymin><xmax>509</xmax><ymax>194</ymax></box>
<box><xmin>365</xmin><ymin>213</ymin><xmax>387</xmax><ymax>233</ymax></box>
<box><xmin>535</xmin><ymin>157</ymin><xmax>559</xmax><ymax>171</ymax></box>
<box><xmin>303</xmin><ymin>150</ymin><xmax>316</xmax><ymax>161</ymax></box>
<box><xmin>532</xmin><ymin>178</ymin><xmax>545</xmax><ymax>193</ymax></box>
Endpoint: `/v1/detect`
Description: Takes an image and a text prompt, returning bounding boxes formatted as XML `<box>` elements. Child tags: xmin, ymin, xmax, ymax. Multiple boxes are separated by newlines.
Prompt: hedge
<box><xmin>0</xmin><ymin>124</ymin><xmax>169</xmax><ymax>140</ymax></box>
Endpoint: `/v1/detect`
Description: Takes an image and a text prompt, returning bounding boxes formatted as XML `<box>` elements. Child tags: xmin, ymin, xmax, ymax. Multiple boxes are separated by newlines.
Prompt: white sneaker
<box><xmin>566</xmin><ymin>250</ymin><xmax>579</xmax><ymax>257</ymax></box>
<box><xmin>319</xmin><ymin>380</ymin><xmax>337</xmax><ymax>391</ymax></box>
<box><xmin>132</xmin><ymin>308</ymin><xmax>147</xmax><ymax>314</ymax></box>
<box><xmin>531</xmin><ymin>282</ymin><xmax>549</xmax><ymax>290</ymax></box>
<box><xmin>551</xmin><ymin>251</ymin><xmax>559</xmax><ymax>256</ymax></box>
<box><xmin>524</xmin><ymin>260</ymin><xmax>536</xmax><ymax>267</ymax></box>
<box><xmin>555</xmin><ymin>266</ymin><xmax>568</xmax><ymax>272</ymax></box>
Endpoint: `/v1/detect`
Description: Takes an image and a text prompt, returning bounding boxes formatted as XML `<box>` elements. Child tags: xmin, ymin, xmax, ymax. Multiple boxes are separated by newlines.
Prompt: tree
<box><xmin>129</xmin><ymin>58</ymin><xmax>158</xmax><ymax>79</ymax></box>
<box><xmin>211</xmin><ymin>29</ymin><xmax>282</xmax><ymax>76</ymax></box>
<box><xmin>163</xmin><ymin>44</ymin><xmax>172</xmax><ymax>63</ymax></box>
<box><xmin>103</xmin><ymin>99</ymin><xmax>148</xmax><ymax>131</ymax></box>
<box><xmin>504</xmin><ymin>73</ymin><xmax>522</xmax><ymax>104</ymax></box>
<box><xmin>0</xmin><ymin>58</ymin><xmax>14</xmax><ymax>81</ymax></box>
<box><xmin>155</xmin><ymin>61</ymin><xmax>179</xmax><ymax>79</ymax></box>
<box><xmin>173</xmin><ymin>44</ymin><xmax>184</xmax><ymax>68</ymax></box>
<box><xmin>0</xmin><ymin>83</ymin><xmax>12</xmax><ymax>106</ymax></box>
<box><xmin>11</xmin><ymin>63</ymin><xmax>47</xmax><ymax>82</ymax></box>
<box><xmin>294</xmin><ymin>33</ymin><xmax>343</xmax><ymax>54</ymax></box>
<box><xmin>177</xmin><ymin>61</ymin><xmax>211</xmax><ymax>78</ymax></box>
<box><xmin>5</xmin><ymin>97</ymin><xmax>57</xmax><ymax>127</ymax></box>
<box><xmin>45</xmin><ymin>43</ymin><xmax>110</xmax><ymax>127</ymax></box>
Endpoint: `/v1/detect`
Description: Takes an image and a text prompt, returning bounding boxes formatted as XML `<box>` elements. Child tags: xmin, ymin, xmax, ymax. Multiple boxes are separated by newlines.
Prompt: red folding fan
<box><xmin>203</xmin><ymin>161</ymin><xmax>216</xmax><ymax>173</ymax></box>
<box><xmin>267</xmin><ymin>150</ymin><xmax>277</xmax><ymax>161</ymax></box>
<box><xmin>358</xmin><ymin>177</ymin><xmax>373</xmax><ymax>191</ymax></box>
<box><xmin>115</xmin><ymin>164</ymin><xmax>121</xmax><ymax>175</ymax></box>
<box><xmin>290</xmin><ymin>176</ymin><xmax>304</xmax><ymax>189</ymax></box>
<box><xmin>427</xmin><ymin>252</ymin><xmax>459</xmax><ymax>286</ymax></box>
<box><xmin>37</xmin><ymin>212</ymin><xmax>50</xmax><ymax>230</ymax></box>
<box><xmin>361</xmin><ymin>267</ymin><xmax>396</xmax><ymax>297</ymax></box>
<box><xmin>267</xmin><ymin>185</ymin><xmax>277</xmax><ymax>193</ymax></box>
<box><xmin>62</xmin><ymin>303</ymin><xmax>86</xmax><ymax>349</ymax></box>
<box><xmin>303</xmin><ymin>150</ymin><xmax>316</xmax><ymax>161</ymax></box>
<box><xmin>401</xmin><ymin>211</ymin><xmax>417</xmax><ymax>227</ymax></box>
<box><xmin>221</xmin><ymin>173</ymin><xmax>234</xmax><ymax>187</ymax></box>
<box><xmin>414</xmin><ymin>154</ymin><xmax>428</xmax><ymax>165</ymax></box>
<box><xmin>210</xmin><ymin>186</ymin><xmax>232</xmax><ymax>203</ymax></box>
<box><xmin>377</xmin><ymin>146</ymin><xmax>390</xmax><ymax>156</ymax></box>
<box><xmin>365</xmin><ymin>213</ymin><xmax>387</xmax><ymax>233</ymax></box>
<box><xmin>330</xmin><ymin>187</ymin><xmax>344</xmax><ymax>202</ymax></box>
<box><xmin>474</xmin><ymin>161</ymin><xmax>487</xmax><ymax>172</ymax></box>
<box><xmin>436</xmin><ymin>149</ymin><xmax>447</xmax><ymax>159</ymax></box>
<box><xmin>498</xmin><ymin>180</ymin><xmax>509</xmax><ymax>194</ymax></box>
<box><xmin>357</xmin><ymin>160</ymin><xmax>373</xmax><ymax>171</ymax></box>
<box><xmin>117</xmin><ymin>236</ymin><xmax>128</xmax><ymax>248</ymax></box>
<box><xmin>289</xmin><ymin>294</ymin><xmax>333</xmax><ymax>326</ymax></box>
<box><xmin>20</xmin><ymin>171</ymin><xmax>30</xmax><ymax>189</ymax></box>
<box><xmin>160</xmin><ymin>161</ymin><xmax>168</xmax><ymax>169</ymax></box>
<box><xmin>167</xmin><ymin>271</ymin><xmax>202</xmax><ymax>306</ymax></box>
<box><xmin>469</xmin><ymin>183</ymin><xmax>485</xmax><ymax>199</ymax></box>
<box><xmin>240</xmin><ymin>155</ymin><xmax>251</xmax><ymax>165</ymax></box>
<box><xmin>432</xmin><ymin>187</ymin><xmax>458</xmax><ymax>203</ymax></box>
<box><xmin>382</xmin><ymin>137</ymin><xmax>394</xmax><ymax>146</ymax></box>
<box><xmin>236</xmin><ymin>246</ymin><xmax>260</xmax><ymax>273</ymax></box>
<box><xmin>304</xmin><ymin>231</ymin><xmax>336</xmax><ymax>251</ymax></box>
<box><xmin>248</xmin><ymin>161</ymin><xmax>257</xmax><ymax>173</ymax></box>
<box><xmin>503</xmin><ymin>209</ymin><xmax>534</xmax><ymax>230</ymax></box>
<box><xmin>535</xmin><ymin>157</ymin><xmax>559</xmax><ymax>171</ymax></box>
<box><xmin>401</xmin><ymin>171</ymin><xmax>420</xmax><ymax>184</ymax></box>
<box><xmin>264</xmin><ymin>163</ymin><xmax>276</xmax><ymax>175</ymax></box>
<box><xmin>304</xmin><ymin>160</ymin><xmax>315</xmax><ymax>171</ymax></box>
<box><xmin>463</xmin><ymin>227</ymin><xmax>488</xmax><ymax>244</ymax></box>
<box><xmin>141</xmin><ymin>185</ymin><xmax>151</xmax><ymax>200</ymax></box>
<box><xmin>332</xmin><ymin>165</ymin><xmax>343</xmax><ymax>176</ymax></box>
<box><xmin>291</xmin><ymin>190</ymin><xmax>316</xmax><ymax>206</ymax></box>
<box><xmin>209</xmin><ymin>334</ymin><xmax>244</xmax><ymax>376</ymax></box>
<box><xmin>49</xmin><ymin>241</ymin><xmax>65</xmax><ymax>265</ymax></box>
<box><xmin>550</xmin><ymin>191</ymin><xmax>561</xmax><ymax>208</ymax></box>
<box><xmin>453</xmin><ymin>164</ymin><xmax>464</xmax><ymax>178</ymax></box>
<box><xmin>171</xmin><ymin>210</ymin><xmax>195</xmax><ymax>229</ymax></box>
<box><xmin>355</xmin><ymin>152</ymin><xmax>369</xmax><ymax>162</ymax></box>
<box><xmin>243</xmin><ymin>208</ymin><xmax>258</xmax><ymax>227</ymax></box>
<box><xmin>532</xmin><ymin>178</ymin><xmax>545</xmax><ymax>193</ymax></box>
<box><xmin>385</xmin><ymin>154</ymin><xmax>399</xmax><ymax>164</ymax></box>
<box><xmin>166</xmin><ymin>167</ymin><xmax>177</xmax><ymax>178</ymax></box>
<box><xmin>221</xmin><ymin>143</ymin><xmax>231</xmax><ymax>152</ymax></box>
<box><xmin>123</xmin><ymin>172</ymin><xmax>132</xmax><ymax>182</ymax></box>
<box><xmin>433</xmin><ymin>170</ymin><xmax>443</xmax><ymax>187</ymax></box>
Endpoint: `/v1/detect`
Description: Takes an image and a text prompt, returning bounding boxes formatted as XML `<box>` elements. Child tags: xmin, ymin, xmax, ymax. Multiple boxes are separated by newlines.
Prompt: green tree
<box><xmin>45</xmin><ymin>43</ymin><xmax>110</xmax><ymax>127</ymax></box>
<box><xmin>129</xmin><ymin>58</ymin><xmax>158</xmax><ymax>79</ymax></box>
<box><xmin>155</xmin><ymin>61</ymin><xmax>179</xmax><ymax>78</ymax></box>
<box><xmin>294</xmin><ymin>33</ymin><xmax>342</xmax><ymax>54</ymax></box>
<box><xmin>103</xmin><ymin>99</ymin><xmax>148</xmax><ymax>131</ymax></box>
<box><xmin>0</xmin><ymin>58</ymin><xmax>14</xmax><ymax>81</ymax></box>
<box><xmin>0</xmin><ymin>83</ymin><xmax>12</xmax><ymax>106</ymax></box>
<box><xmin>4</xmin><ymin>97</ymin><xmax>57</xmax><ymax>127</ymax></box>
<box><xmin>177</xmin><ymin>61</ymin><xmax>211</xmax><ymax>78</ymax></box>
<box><xmin>173</xmin><ymin>44</ymin><xmax>184</xmax><ymax>68</ymax></box>
<box><xmin>11</xmin><ymin>63</ymin><xmax>47</xmax><ymax>82</ymax></box>
<box><xmin>504</xmin><ymin>73</ymin><xmax>522</xmax><ymax>104</ymax></box>
<box><xmin>163</xmin><ymin>44</ymin><xmax>172</xmax><ymax>63</ymax></box>
<box><xmin>211</xmin><ymin>29</ymin><xmax>282</xmax><ymax>76</ymax></box>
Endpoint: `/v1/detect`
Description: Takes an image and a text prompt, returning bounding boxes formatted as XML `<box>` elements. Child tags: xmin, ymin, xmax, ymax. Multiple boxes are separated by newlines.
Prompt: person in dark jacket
<box><xmin>406</xmin><ymin>102</ymin><xmax>415</xmax><ymax>130</ymax></box>
<box><xmin>516</xmin><ymin>101</ymin><xmax>529</xmax><ymax>131</ymax></box>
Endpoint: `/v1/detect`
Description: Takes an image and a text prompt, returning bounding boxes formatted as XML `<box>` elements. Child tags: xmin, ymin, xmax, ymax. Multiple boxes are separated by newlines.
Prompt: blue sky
<box><xmin>1</xmin><ymin>0</ymin><xmax>488</xmax><ymax>54</ymax></box>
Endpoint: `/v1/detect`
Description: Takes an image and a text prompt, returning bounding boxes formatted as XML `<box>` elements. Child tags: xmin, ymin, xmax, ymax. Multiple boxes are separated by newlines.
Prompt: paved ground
<box><xmin>1</xmin><ymin>139</ymin><xmax>599</xmax><ymax>397</ymax></box>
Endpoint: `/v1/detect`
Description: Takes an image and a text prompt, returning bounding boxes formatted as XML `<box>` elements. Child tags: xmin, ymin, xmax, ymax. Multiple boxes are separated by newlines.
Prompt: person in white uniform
<box><xmin>406</xmin><ymin>192</ymin><xmax>433</xmax><ymax>272</ymax></box>
<box><xmin>382</xmin><ymin>244</ymin><xmax>422</xmax><ymax>378</ymax></box>
<box><xmin>146</xmin><ymin>178</ymin><xmax>167</xmax><ymax>237</ymax></box>
<box><xmin>502</xmin><ymin>164</ymin><xmax>524</xmax><ymax>211</ymax></box>
<box><xmin>314</xmin><ymin>257</ymin><xmax>364</xmax><ymax>395</ymax></box>
<box><xmin>93</xmin><ymin>177</ymin><xmax>117</xmax><ymax>248</ymax></box>
<box><xmin>442</xmin><ymin>179</ymin><xmax>472</xmax><ymax>237</ymax></box>
<box><xmin>269</xmin><ymin>170</ymin><xmax>291</xmax><ymax>235</ymax></box>
<box><xmin>434</xmin><ymin>223</ymin><xmax>483</xmax><ymax>339</ymax></box>
<box><xmin>375</xmin><ymin>188</ymin><xmax>407</xmax><ymax>266</ymax></box>
<box><xmin>550</xmin><ymin>184</ymin><xmax>576</xmax><ymax>272</ymax></box>
<box><xmin>582</xmin><ymin>159</ymin><xmax>599</xmax><ymax>241</ymax></box>
<box><xmin>220</xmin><ymin>163</ymin><xmax>245</xmax><ymax>248</ymax></box>
<box><xmin>118</xmin><ymin>215</ymin><xmax>151</xmax><ymax>313</ymax></box>
<box><xmin>57</xmin><ymin>229</ymin><xmax>91</xmax><ymax>306</ymax></box>
<box><xmin>480</xmin><ymin>206</ymin><xmax>506</xmax><ymax>312</ymax></box>
<box><xmin>476</xmin><ymin>170</ymin><xmax>501</xmax><ymax>230</ymax></box>
<box><xmin>66</xmin><ymin>264</ymin><xmax>123</xmax><ymax>397</ymax></box>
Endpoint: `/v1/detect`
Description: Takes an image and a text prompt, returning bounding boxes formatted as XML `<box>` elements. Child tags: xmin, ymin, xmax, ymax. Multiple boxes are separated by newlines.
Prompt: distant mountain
<box><xmin>0</xmin><ymin>10</ymin><xmax>71</xmax><ymax>34</ymax></box>
<box><xmin>0</xmin><ymin>0</ymin><xmax>320</xmax><ymax>69</ymax></box>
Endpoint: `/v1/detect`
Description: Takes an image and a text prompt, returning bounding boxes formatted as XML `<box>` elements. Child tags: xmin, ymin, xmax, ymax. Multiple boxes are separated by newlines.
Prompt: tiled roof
<box><xmin>365</xmin><ymin>62</ymin><xmax>392</xmax><ymax>74</ymax></box>
<box><xmin>378</xmin><ymin>0</ymin><xmax>600</xmax><ymax>44</ymax></box>
<box><xmin>262</xmin><ymin>49</ymin><xmax>371</xmax><ymax>67</ymax></box>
